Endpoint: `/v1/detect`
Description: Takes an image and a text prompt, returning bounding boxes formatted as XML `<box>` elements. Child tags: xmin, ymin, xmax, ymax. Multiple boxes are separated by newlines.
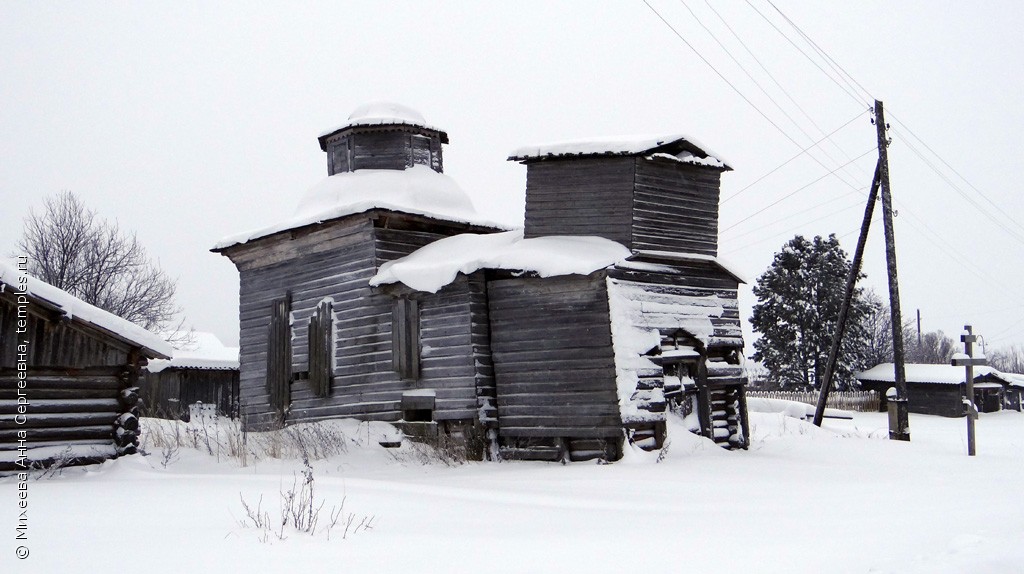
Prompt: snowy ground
<box><xmin>2</xmin><ymin>410</ymin><xmax>1022</xmax><ymax>573</ymax></box>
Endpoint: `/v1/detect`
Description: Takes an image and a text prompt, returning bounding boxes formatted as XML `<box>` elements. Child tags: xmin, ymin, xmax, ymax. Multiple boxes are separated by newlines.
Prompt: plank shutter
<box><xmin>392</xmin><ymin>298</ymin><xmax>419</xmax><ymax>380</ymax></box>
<box><xmin>308</xmin><ymin>300</ymin><xmax>333</xmax><ymax>398</ymax></box>
<box><xmin>266</xmin><ymin>293</ymin><xmax>292</xmax><ymax>417</ymax></box>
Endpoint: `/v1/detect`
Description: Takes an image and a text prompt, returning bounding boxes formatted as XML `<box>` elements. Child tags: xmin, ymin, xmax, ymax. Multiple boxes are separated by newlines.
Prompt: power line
<box><xmin>702</xmin><ymin>0</ymin><xmax>831</xmax><ymax>138</ymax></box>
<box><xmin>680</xmin><ymin>0</ymin><xmax>874</xmax><ymax>199</ymax></box>
<box><xmin>640</xmin><ymin>0</ymin><xmax>802</xmax><ymax>148</ymax></box>
<box><xmin>702</xmin><ymin>0</ymin><xmax>873</xmax><ymax>189</ymax></box>
<box><xmin>721</xmin><ymin>146</ymin><xmax>875</xmax><ymax>233</ymax></box>
<box><xmin>722</xmin><ymin>110</ymin><xmax>866</xmax><ymax>205</ymax></box>
<box><xmin>889</xmin><ymin>114</ymin><xmax>1024</xmax><ymax>238</ymax></box>
<box><xmin>764</xmin><ymin>0</ymin><xmax>875</xmax><ymax>103</ymax></box>
<box><xmin>893</xmin><ymin>128</ymin><xmax>1024</xmax><ymax>247</ymax></box>
<box><xmin>645</xmin><ymin>0</ymin><xmax>878</xmax><ymax>220</ymax></box>
<box><xmin>723</xmin><ymin>196</ymin><xmax>864</xmax><ymax>242</ymax></box>
<box><xmin>742</xmin><ymin>0</ymin><xmax>867</xmax><ymax>107</ymax></box>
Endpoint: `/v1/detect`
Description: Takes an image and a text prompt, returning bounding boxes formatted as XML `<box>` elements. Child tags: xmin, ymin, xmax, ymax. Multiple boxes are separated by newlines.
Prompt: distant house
<box><xmin>856</xmin><ymin>363</ymin><xmax>1024</xmax><ymax>417</ymax></box>
<box><xmin>977</xmin><ymin>371</ymin><xmax>1024</xmax><ymax>412</ymax></box>
<box><xmin>213</xmin><ymin>102</ymin><xmax>750</xmax><ymax>461</ymax></box>
<box><xmin>140</xmin><ymin>332</ymin><xmax>240</xmax><ymax>420</ymax></box>
<box><xmin>0</xmin><ymin>261</ymin><xmax>171</xmax><ymax>472</ymax></box>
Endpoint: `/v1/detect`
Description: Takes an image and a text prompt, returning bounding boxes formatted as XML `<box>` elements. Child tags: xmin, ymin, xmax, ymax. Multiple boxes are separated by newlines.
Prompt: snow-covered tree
<box><xmin>750</xmin><ymin>234</ymin><xmax>874</xmax><ymax>390</ymax></box>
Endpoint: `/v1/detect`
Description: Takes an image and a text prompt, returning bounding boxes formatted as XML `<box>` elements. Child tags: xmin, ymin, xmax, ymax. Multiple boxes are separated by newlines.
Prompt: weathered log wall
<box><xmin>487</xmin><ymin>273</ymin><xmax>622</xmax><ymax>440</ymax></box>
<box><xmin>225</xmin><ymin>214</ymin><xmax>491</xmax><ymax>430</ymax></box>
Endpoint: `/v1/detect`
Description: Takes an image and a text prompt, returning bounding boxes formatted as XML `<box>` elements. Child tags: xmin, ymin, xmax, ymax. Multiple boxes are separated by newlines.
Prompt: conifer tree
<box><xmin>750</xmin><ymin>234</ymin><xmax>875</xmax><ymax>389</ymax></box>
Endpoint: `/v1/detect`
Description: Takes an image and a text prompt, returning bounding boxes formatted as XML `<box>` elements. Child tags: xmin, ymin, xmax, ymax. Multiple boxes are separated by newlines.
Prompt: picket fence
<box><xmin>746</xmin><ymin>390</ymin><xmax>881</xmax><ymax>413</ymax></box>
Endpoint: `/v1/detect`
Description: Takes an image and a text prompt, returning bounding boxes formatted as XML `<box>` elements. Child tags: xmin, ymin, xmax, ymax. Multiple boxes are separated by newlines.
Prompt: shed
<box><xmin>0</xmin><ymin>260</ymin><xmax>171</xmax><ymax>472</ymax></box>
<box><xmin>856</xmin><ymin>363</ymin><xmax>1018</xmax><ymax>417</ymax></box>
<box><xmin>214</xmin><ymin>103</ymin><xmax>750</xmax><ymax>461</ymax></box>
<box><xmin>141</xmin><ymin>331</ymin><xmax>240</xmax><ymax>420</ymax></box>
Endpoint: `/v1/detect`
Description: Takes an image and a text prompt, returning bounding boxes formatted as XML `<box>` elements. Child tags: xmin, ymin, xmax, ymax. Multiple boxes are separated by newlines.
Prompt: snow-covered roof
<box><xmin>145</xmin><ymin>331</ymin><xmax>239</xmax><ymax>373</ymax></box>
<box><xmin>369</xmin><ymin>229</ymin><xmax>631</xmax><ymax>293</ymax></box>
<box><xmin>214</xmin><ymin>165</ymin><xmax>508</xmax><ymax>250</ymax></box>
<box><xmin>508</xmin><ymin>133</ymin><xmax>731</xmax><ymax>169</ymax></box>
<box><xmin>318</xmin><ymin>101</ymin><xmax>444</xmax><ymax>139</ymax></box>
<box><xmin>856</xmin><ymin>363</ymin><xmax>1002</xmax><ymax>385</ymax></box>
<box><xmin>0</xmin><ymin>261</ymin><xmax>172</xmax><ymax>359</ymax></box>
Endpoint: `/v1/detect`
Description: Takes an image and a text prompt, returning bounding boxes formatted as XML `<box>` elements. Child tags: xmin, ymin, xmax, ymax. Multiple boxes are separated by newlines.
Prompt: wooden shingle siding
<box><xmin>523</xmin><ymin>157</ymin><xmax>635</xmax><ymax>245</ymax></box>
<box><xmin>632</xmin><ymin>157</ymin><xmax>722</xmax><ymax>257</ymax></box>
<box><xmin>487</xmin><ymin>273</ymin><xmax>622</xmax><ymax>439</ymax></box>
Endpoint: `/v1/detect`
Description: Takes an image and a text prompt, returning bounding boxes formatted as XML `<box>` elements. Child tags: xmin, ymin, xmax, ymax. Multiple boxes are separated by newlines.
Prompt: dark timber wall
<box><xmin>139</xmin><ymin>368</ymin><xmax>240</xmax><ymax>420</ymax></box>
<box><xmin>861</xmin><ymin>380</ymin><xmax>966</xmax><ymax>417</ymax></box>
<box><xmin>0</xmin><ymin>292</ymin><xmax>144</xmax><ymax>471</ymax></box>
<box><xmin>522</xmin><ymin>156</ymin><xmax>723</xmax><ymax>257</ymax></box>
<box><xmin>633</xmin><ymin>157</ymin><xmax>721</xmax><ymax>257</ymax></box>
<box><xmin>487</xmin><ymin>273</ymin><xmax>622</xmax><ymax>440</ymax></box>
<box><xmin>322</xmin><ymin>127</ymin><xmax>444</xmax><ymax>175</ymax></box>
<box><xmin>222</xmin><ymin>212</ymin><xmax>493</xmax><ymax>430</ymax></box>
<box><xmin>523</xmin><ymin>157</ymin><xmax>635</xmax><ymax>245</ymax></box>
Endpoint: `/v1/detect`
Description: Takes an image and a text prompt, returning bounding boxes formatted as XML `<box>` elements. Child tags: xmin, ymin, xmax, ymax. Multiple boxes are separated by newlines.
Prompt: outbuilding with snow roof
<box><xmin>140</xmin><ymin>331</ymin><xmax>240</xmax><ymax>421</ymax></box>
<box><xmin>856</xmin><ymin>363</ymin><xmax>1024</xmax><ymax>417</ymax></box>
<box><xmin>0</xmin><ymin>260</ymin><xmax>171</xmax><ymax>472</ymax></box>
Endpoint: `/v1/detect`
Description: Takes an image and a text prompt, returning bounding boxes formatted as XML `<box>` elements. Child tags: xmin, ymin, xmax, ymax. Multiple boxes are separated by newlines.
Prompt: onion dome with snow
<box><xmin>215</xmin><ymin>102</ymin><xmax>504</xmax><ymax>250</ymax></box>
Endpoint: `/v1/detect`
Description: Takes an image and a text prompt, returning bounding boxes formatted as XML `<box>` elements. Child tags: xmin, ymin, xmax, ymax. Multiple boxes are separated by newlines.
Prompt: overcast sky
<box><xmin>2</xmin><ymin>1</ymin><xmax>1022</xmax><ymax>357</ymax></box>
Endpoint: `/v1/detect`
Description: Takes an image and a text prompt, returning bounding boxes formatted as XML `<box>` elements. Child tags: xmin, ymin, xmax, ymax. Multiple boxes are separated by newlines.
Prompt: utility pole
<box><xmin>875</xmin><ymin>100</ymin><xmax>910</xmax><ymax>441</ymax></box>
<box><xmin>916</xmin><ymin>309</ymin><xmax>922</xmax><ymax>347</ymax></box>
<box><xmin>953</xmin><ymin>325</ymin><xmax>986</xmax><ymax>456</ymax></box>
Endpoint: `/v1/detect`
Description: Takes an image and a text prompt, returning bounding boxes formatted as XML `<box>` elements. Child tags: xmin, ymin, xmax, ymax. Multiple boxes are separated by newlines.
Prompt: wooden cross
<box><xmin>951</xmin><ymin>324</ymin><xmax>986</xmax><ymax>456</ymax></box>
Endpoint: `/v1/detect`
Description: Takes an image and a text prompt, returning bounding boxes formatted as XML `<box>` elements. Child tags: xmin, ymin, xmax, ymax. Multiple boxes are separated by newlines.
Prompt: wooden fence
<box><xmin>746</xmin><ymin>390</ymin><xmax>880</xmax><ymax>413</ymax></box>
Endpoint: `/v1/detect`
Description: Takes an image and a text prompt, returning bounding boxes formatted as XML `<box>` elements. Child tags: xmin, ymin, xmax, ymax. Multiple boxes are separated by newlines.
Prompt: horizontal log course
<box><xmin>0</xmin><ymin>398</ymin><xmax>120</xmax><ymax>414</ymax></box>
<box><xmin>0</xmin><ymin>425</ymin><xmax>113</xmax><ymax>442</ymax></box>
<box><xmin>0</xmin><ymin>411</ymin><xmax>119</xmax><ymax>430</ymax></box>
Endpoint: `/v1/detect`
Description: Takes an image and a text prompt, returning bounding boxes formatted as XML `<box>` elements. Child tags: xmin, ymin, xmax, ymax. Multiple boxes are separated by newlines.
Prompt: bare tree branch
<box><xmin>15</xmin><ymin>191</ymin><xmax>181</xmax><ymax>332</ymax></box>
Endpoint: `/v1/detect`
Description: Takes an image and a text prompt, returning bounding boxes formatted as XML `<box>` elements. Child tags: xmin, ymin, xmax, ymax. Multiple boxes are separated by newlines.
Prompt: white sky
<box><xmin>2</xmin><ymin>1</ymin><xmax>1022</xmax><ymax>356</ymax></box>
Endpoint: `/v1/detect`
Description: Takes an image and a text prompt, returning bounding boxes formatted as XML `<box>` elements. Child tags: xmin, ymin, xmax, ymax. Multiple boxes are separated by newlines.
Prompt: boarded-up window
<box><xmin>308</xmin><ymin>299</ymin><xmax>334</xmax><ymax>398</ymax></box>
<box><xmin>330</xmin><ymin>139</ymin><xmax>351</xmax><ymax>174</ymax></box>
<box><xmin>410</xmin><ymin>135</ymin><xmax>431</xmax><ymax>167</ymax></box>
<box><xmin>392</xmin><ymin>298</ymin><xmax>420</xmax><ymax>380</ymax></box>
<box><xmin>266</xmin><ymin>294</ymin><xmax>292</xmax><ymax>416</ymax></box>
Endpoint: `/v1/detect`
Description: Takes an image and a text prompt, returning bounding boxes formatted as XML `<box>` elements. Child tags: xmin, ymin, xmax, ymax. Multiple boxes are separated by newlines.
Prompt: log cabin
<box><xmin>0</xmin><ymin>260</ymin><xmax>171</xmax><ymax>473</ymax></box>
<box><xmin>214</xmin><ymin>102</ymin><xmax>750</xmax><ymax>461</ymax></box>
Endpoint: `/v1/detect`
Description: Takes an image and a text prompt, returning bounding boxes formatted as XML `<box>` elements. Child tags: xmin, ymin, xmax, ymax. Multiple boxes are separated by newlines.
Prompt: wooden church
<box><xmin>214</xmin><ymin>102</ymin><xmax>749</xmax><ymax>461</ymax></box>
